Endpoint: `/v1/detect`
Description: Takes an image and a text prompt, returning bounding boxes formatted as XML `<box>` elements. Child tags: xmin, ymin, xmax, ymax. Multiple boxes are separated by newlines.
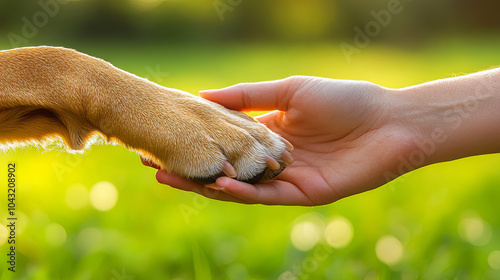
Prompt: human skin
<box><xmin>144</xmin><ymin>68</ymin><xmax>500</xmax><ymax>206</ymax></box>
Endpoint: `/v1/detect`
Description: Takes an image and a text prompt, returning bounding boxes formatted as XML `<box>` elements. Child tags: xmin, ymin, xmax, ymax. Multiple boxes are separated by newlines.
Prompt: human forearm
<box><xmin>391</xmin><ymin>68</ymin><xmax>500</xmax><ymax>168</ymax></box>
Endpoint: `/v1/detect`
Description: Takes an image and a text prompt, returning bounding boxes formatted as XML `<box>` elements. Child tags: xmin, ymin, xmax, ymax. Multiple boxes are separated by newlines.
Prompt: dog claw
<box><xmin>282</xmin><ymin>151</ymin><xmax>294</xmax><ymax>166</ymax></box>
<box><xmin>265</xmin><ymin>156</ymin><xmax>281</xmax><ymax>170</ymax></box>
<box><xmin>141</xmin><ymin>157</ymin><xmax>160</xmax><ymax>169</ymax></box>
<box><xmin>281</xmin><ymin>138</ymin><xmax>294</xmax><ymax>152</ymax></box>
<box><xmin>222</xmin><ymin>161</ymin><xmax>238</xmax><ymax>178</ymax></box>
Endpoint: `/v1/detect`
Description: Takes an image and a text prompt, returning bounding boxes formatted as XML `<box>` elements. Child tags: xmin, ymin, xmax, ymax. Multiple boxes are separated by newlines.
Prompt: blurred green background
<box><xmin>1</xmin><ymin>0</ymin><xmax>500</xmax><ymax>279</ymax></box>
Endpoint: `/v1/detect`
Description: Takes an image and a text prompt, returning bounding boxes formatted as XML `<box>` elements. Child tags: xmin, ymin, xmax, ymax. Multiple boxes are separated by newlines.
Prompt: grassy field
<box><xmin>2</xmin><ymin>37</ymin><xmax>500</xmax><ymax>279</ymax></box>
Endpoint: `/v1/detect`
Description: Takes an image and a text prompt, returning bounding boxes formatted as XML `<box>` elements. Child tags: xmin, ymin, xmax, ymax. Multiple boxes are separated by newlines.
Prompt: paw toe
<box><xmin>241</xmin><ymin>170</ymin><xmax>266</xmax><ymax>184</ymax></box>
<box><xmin>191</xmin><ymin>165</ymin><xmax>285</xmax><ymax>185</ymax></box>
<box><xmin>191</xmin><ymin>172</ymin><xmax>224</xmax><ymax>185</ymax></box>
<box><xmin>242</xmin><ymin>166</ymin><xmax>286</xmax><ymax>184</ymax></box>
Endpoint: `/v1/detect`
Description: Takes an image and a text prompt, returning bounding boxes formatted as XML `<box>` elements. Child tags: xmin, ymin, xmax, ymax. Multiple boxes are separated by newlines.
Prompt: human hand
<box><xmin>145</xmin><ymin>76</ymin><xmax>419</xmax><ymax>205</ymax></box>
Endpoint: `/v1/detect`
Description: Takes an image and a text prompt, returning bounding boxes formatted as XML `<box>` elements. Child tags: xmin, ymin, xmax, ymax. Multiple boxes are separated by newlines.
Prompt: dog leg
<box><xmin>0</xmin><ymin>46</ymin><xmax>292</xmax><ymax>183</ymax></box>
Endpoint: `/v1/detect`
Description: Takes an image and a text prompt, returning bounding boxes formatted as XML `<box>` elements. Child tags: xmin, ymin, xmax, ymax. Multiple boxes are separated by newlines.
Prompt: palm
<box><xmin>265</xmin><ymin>125</ymin><xmax>400</xmax><ymax>205</ymax></box>
<box><xmin>258</xmin><ymin>78</ymin><xmax>401</xmax><ymax>205</ymax></box>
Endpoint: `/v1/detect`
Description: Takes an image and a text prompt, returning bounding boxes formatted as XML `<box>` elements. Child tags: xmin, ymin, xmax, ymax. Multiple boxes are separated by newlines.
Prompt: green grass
<box><xmin>2</xmin><ymin>37</ymin><xmax>500</xmax><ymax>279</ymax></box>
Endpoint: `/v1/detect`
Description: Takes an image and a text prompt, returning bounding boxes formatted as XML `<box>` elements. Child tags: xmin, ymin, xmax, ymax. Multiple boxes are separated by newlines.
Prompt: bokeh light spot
<box><xmin>90</xmin><ymin>181</ymin><xmax>118</xmax><ymax>211</ymax></box>
<box><xmin>45</xmin><ymin>223</ymin><xmax>67</xmax><ymax>246</ymax></box>
<box><xmin>291</xmin><ymin>221</ymin><xmax>322</xmax><ymax>251</ymax></box>
<box><xmin>376</xmin><ymin>235</ymin><xmax>403</xmax><ymax>266</ymax></box>
<box><xmin>77</xmin><ymin>227</ymin><xmax>103</xmax><ymax>253</ymax></box>
<box><xmin>324</xmin><ymin>216</ymin><xmax>354</xmax><ymax>249</ymax></box>
<box><xmin>458</xmin><ymin>215</ymin><xmax>492</xmax><ymax>246</ymax></box>
<box><xmin>65</xmin><ymin>183</ymin><xmax>89</xmax><ymax>210</ymax></box>
<box><xmin>488</xmin><ymin>251</ymin><xmax>500</xmax><ymax>270</ymax></box>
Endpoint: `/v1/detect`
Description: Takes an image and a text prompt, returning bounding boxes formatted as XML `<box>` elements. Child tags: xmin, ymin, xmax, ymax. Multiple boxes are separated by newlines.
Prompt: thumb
<box><xmin>199</xmin><ymin>78</ymin><xmax>295</xmax><ymax>112</ymax></box>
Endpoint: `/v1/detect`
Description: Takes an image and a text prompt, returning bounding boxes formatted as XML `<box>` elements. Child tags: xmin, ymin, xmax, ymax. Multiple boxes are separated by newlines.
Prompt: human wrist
<box><xmin>391</xmin><ymin>69</ymin><xmax>500</xmax><ymax>168</ymax></box>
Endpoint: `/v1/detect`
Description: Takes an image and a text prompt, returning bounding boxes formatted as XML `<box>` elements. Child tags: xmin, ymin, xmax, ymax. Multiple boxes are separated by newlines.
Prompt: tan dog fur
<box><xmin>0</xmin><ymin>46</ymin><xmax>292</xmax><ymax>183</ymax></box>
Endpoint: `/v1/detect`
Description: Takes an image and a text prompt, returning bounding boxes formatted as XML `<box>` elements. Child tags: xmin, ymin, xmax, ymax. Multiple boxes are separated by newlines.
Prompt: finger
<box><xmin>199</xmin><ymin>78</ymin><xmax>297</xmax><ymax>112</ymax></box>
<box><xmin>155</xmin><ymin>170</ymin><xmax>252</xmax><ymax>204</ymax></box>
<box><xmin>155</xmin><ymin>170</ymin><xmax>202</xmax><ymax>191</ymax></box>
<box><xmin>214</xmin><ymin>177</ymin><xmax>314</xmax><ymax>206</ymax></box>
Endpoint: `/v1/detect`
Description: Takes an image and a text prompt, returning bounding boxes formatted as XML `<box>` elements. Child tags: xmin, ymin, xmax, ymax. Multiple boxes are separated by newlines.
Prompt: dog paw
<box><xmin>0</xmin><ymin>46</ymin><xmax>290</xmax><ymax>185</ymax></box>
<box><xmin>132</xmin><ymin>91</ymin><xmax>293</xmax><ymax>184</ymax></box>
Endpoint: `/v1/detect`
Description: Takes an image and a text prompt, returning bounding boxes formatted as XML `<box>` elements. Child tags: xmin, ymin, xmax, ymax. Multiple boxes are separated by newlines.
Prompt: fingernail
<box><xmin>199</xmin><ymin>89</ymin><xmax>217</xmax><ymax>95</ymax></box>
<box><xmin>215</xmin><ymin>177</ymin><xmax>230</xmax><ymax>193</ymax></box>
